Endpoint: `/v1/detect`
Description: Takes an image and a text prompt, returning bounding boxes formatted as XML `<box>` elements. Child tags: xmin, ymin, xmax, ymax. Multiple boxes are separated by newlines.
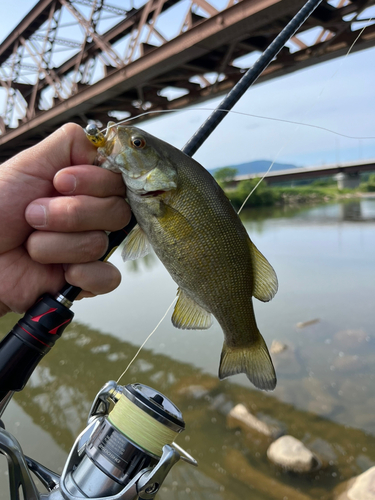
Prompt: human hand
<box><xmin>0</xmin><ymin>123</ymin><xmax>130</xmax><ymax>317</ymax></box>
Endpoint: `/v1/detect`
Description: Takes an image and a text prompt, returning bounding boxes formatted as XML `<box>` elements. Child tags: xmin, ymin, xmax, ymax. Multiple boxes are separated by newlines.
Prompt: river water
<box><xmin>0</xmin><ymin>199</ymin><xmax>374</xmax><ymax>499</ymax></box>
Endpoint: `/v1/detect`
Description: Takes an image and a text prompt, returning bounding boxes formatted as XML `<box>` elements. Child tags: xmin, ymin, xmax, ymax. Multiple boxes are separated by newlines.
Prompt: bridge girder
<box><xmin>0</xmin><ymin>0</ymin><xmax>374</xmax><ymax>161</ymax></box>
<box><xmin>233</xmin><ymin>160</ymin><xmax>375</xmax><ymax>184</ymax></box>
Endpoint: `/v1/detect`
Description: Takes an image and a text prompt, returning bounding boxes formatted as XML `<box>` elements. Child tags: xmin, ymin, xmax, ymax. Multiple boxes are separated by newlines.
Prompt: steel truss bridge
<box><xmin>0</xmin><ymin>0</ymin><xmax>375</xmax><ymax>161</ymax></box>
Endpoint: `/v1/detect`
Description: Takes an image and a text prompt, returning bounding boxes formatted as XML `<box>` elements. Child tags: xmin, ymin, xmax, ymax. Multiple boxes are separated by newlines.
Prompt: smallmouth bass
<box><xmin>95</xmin><ymin>123</ymin><xmax>278</xmax><ymax>390</ymax></box>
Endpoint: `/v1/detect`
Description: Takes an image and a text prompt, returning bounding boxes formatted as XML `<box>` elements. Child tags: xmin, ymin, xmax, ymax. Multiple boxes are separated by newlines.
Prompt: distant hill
<box><xmin>209</xmin><ymin>160</ymin><xmax>299</xmax><ymax>176</ymax></box>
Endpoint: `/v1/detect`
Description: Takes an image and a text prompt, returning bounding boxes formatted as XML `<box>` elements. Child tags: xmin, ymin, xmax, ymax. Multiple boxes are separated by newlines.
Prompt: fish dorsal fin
<box><xmin>121</xmin><ymin>224</ymin><xmax>151</xmax><ymax>261</ymax></box>
<box><xmin>172</xmin><ymin>288</ymin><xmax>213</xmax><ymax>330</ymax></box>
<box><xmin>249</xmin><ymin>240</ymin><xmax>278</xmax><ymax>302</ymax></box>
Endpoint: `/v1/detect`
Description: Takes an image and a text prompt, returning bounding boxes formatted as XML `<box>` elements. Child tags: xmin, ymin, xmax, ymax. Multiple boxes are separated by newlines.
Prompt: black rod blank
<box><xmin>61</xmin><ymin>0</ymin><xmax>323</xmax><ymax>305</ymax></box>
<box><xmin>182</xmin><ymin>0</ymin><xmax>323</xmax><ymax>157</ymax></box>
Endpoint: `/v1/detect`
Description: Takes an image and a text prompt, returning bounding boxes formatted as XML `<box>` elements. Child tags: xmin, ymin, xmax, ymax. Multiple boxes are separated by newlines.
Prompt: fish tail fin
<box><xmin>219</xmin><ymin>335</ymin><xmax>276</xmax><ymax>391</ymax></box>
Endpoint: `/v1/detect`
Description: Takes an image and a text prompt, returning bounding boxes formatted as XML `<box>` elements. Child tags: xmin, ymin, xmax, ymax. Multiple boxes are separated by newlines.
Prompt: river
<box><xmin>0</xmin><ymin>199</ymin><xmax>374</xmax><ymax>499</ymax></box>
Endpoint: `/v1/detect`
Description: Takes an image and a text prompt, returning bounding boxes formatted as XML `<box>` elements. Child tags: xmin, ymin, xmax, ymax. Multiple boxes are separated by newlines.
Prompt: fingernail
<box><xmin>26</xmin><ymin>204</ymin><xmax>47</xmax><ymax>227</ymax></box>
<box><xmin>58</xmin><ymin>173</ymin><xmax>76</xmax><ymax>194</ymax></box>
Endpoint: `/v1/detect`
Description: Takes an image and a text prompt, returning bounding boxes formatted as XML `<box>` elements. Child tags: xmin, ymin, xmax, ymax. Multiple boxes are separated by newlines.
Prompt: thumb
<box><xmin>0</xmin><ymin>123</ymin><xmax>98</xmax><ymax>252</ymax></box>
<box><xmin>12</xmin><ymin>123</ymin><xmax>97</xmax><ymax>183</ymax></box>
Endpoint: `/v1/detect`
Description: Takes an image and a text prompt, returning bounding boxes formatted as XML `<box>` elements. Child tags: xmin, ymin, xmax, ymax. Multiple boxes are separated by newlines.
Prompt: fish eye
<box><xmin>131</xmin><ymin>137</ymin><xmax>146</xmax><ymax>149</ymax></box>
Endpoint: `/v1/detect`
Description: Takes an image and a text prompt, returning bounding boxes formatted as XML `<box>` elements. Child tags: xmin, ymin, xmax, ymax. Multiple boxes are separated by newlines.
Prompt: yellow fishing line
<box><xmin>108</xmin><ymin>394</ymin><xmax>178</xmax><ymax>457</ymax></box>
<box><xmin>116</xmin><ymin>297</ymin><xmax>177</xmax><ymax>384</ymax></box>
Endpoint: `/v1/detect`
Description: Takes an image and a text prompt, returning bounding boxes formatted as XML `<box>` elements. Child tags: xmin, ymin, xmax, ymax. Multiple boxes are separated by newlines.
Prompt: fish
<box><xmin>95</xmin><ymin>123</ymin><xmax>278</xmax><ymax>390</ymax></box>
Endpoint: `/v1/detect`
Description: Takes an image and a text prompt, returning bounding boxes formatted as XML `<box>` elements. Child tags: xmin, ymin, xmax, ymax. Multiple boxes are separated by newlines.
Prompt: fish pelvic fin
<box><xmin>121</xmin><ymin>224</ymin><xmax>151</xmax><ymax>261</ymax></box>
<box><xmin>249</xmin><ymin>240</ymin><xmax>278</xmax><ymax>302</ymax></box>
<box><xmin>219</xmin><ymin>336</ymin><xmax>276</xmax><ymax>391</ymax></box>
<box><xmin>172</xmin><ymin>288</ymin><xmax>213</xmax><ymax>330</ymax></box>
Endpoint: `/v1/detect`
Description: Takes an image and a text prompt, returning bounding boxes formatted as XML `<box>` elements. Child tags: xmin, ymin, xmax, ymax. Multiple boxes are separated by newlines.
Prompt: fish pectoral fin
<box><xmin>249</xmin><ymin>240</ymin><xmax>278</xmax><ymax>302</ymax></box>
<box><xmin>121</xmin><ymin>224</ymin><xmax>151</xmax><ymax>261</ymax></box>
<box><xmin>172</xmin><ymin>288</ymin><xmax>213</xmax><ymax>330</ymax></box>
<box><xmin>158</xmin><ymin>203</ymin><xmax>194</xmax><ymax>240</ymax></box>
<box><xmin>219</xmin><ymin>336</ymin><xmax>276</xmax><ymax>391</ymax></box>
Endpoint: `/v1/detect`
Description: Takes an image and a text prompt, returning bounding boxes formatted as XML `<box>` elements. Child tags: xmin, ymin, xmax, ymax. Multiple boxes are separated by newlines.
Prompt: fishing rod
<box><xmin>0</xmin><ymin>0</ymin><xmax>323</xmax><ymax>498</ymax></box>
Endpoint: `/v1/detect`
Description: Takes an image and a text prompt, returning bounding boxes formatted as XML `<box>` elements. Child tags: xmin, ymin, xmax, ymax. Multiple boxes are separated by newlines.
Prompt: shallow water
<box><xmin>0</xmin><ymin>198</ymin><xmax>374</xmax><ymax>499</ymax></box>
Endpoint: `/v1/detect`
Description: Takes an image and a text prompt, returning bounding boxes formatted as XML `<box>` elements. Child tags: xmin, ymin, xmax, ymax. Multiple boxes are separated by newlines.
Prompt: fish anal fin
<box><xmin>172</xmin><ymin>288</ymin><xmax>213</xmax><ymax>330</ymax></box>
<box><xmin>249</xmin><ymin>240</ymin><xmax>278</xmax><ymax>302</ymax></box>
<box><xmin>219</xmin><ymin>336</ymin><xmax>276</xmax><ymax>391</ymax></box>
<box><xmin>121</xmin><ymin>224</ymin><xmax>151</xmax><ymax>262</ymax></box>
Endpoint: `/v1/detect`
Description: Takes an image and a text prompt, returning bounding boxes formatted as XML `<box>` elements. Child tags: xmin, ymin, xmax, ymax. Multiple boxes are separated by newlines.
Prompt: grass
<box><xmin>214</xmin><ymin>169</ymin><xmax>375</xmax><ymax>210</ymax></box>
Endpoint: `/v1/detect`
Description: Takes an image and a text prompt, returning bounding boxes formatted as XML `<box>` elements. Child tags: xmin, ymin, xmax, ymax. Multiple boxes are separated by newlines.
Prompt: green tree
<box><xmin>213</xmin><ymin>167</ymin><xmax>238</xmax><ymax>187</ymax></box>
<box><xmin>227</xmin><ymin>178</ymin><xmax>277</xmax><ymax>209</ymax></box>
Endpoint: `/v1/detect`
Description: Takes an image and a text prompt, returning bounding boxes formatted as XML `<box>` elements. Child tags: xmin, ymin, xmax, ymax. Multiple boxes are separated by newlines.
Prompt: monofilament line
<box><xmin>116</xmin><ymin>297</ymin><xmax>177</xmax><ymax>384</ymax></box>
<box><xmin>237</xmin><ymin>161</ymin><xmax>276</xmax><ymax>215</ymax></box>
<box><xmin>237</xmin><ymin>15</ymin><xmax>375</xmax><ymax>213</ymax></box>
<box><xmin>100</xmin><ymin>108</ymin><xmax>375</xmax><ymax>141</ymax></box>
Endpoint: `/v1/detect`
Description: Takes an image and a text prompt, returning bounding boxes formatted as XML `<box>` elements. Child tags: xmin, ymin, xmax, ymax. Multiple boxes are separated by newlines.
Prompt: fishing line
<box><xmin>116</xmin><ymin>297</ymin><xmax>177</xmax><ymax>384</ymax></box>
<box><xmin>237</xmin><ymin>14</ymin><xmax>375</xmax><ymax>212</ymax></box>
<box><xmin>99</xmin><ymin>108</ymin><xmax>375</xmax><ymax>141</ymax></box>
<box><xmin>110</xmin><ymin>8</ymin><xmax>373</xmax><ymax>378</ymax></box>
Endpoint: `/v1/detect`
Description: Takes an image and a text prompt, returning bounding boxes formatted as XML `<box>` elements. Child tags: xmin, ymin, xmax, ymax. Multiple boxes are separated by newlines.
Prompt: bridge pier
<box><xmin>335</xmin><ymin>172</ymin><xmax>360</xmax><ymax>190</ymax></box>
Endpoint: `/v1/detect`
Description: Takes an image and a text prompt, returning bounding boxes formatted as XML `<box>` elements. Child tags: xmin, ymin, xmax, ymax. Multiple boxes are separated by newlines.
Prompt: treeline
<box><xmin>213</xmin><ymin>168</ymin><xmax>375</xmax><ymax>210</ymax></box>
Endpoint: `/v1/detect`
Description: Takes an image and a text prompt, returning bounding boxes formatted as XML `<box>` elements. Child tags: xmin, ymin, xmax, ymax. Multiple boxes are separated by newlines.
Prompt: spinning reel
<box><xmin>0</xmin><ymin>2</ymin><xmax>322</xmax><ymax>497</ymax></box>
<box><xmin>0</xmin><ymin>381</ymin><xmax>196</xmax><ymax>500</ymax></box>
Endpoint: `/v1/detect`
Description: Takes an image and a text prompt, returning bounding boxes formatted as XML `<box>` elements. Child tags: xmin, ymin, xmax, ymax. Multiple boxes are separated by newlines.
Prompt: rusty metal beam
<box><xmin>0</xmin><ymin>0</ymin><xmax>58</xmax><ymax>65</ymax></box>
<box><xmin>0</xmin><ymin>0</ymin><xmax>375</xmax><ymax>161</ymax></box>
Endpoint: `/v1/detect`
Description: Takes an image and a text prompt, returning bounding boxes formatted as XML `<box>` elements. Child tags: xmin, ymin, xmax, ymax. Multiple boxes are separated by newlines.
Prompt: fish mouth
<box><xmin>140</xmin><ymin>189</ymin><xmax>166</xmax><ymax>197</ymax></box>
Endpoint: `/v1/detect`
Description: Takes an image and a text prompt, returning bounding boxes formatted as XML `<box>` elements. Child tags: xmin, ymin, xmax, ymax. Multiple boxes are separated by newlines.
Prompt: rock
<box><xmin>296</xmin><ymin>318</ymin><xmax>320</xmax><ymax>328</ymax></box>
<box><xmin>303</xmin><ymin>378</ymin><xmax>339</xmax><ymax>417</ymax></box>
<box><xmin>356</xmin><ymin>455</ymin><xmax>375</xmax><ymax>472</ymax></box>
<box><xmin>225</xmin><ymin>449</ymin><xmax>314</xmax><ymax>500</ymax></box>
<box><xmin>208</xmin><ymin>392</ymin><xmax>234</xmax><ymax>416</ymax></box>
<box><xmin>332</xmin><ymin>354</ymin><xmax>363</xmax><ymax>373</ymax></box>
<box><xmin>272</xmin><ymin>344</ymin><xmax>301</xmax><ymax>376</ymax></box>
<box><xmin>338</xmin><ymin>379</ymin><xmax>367</xmax><ymax>404</ymax></box>
<box><xmin>270</xmin><ymin>340</ymin><xmax>287</xmax><ymax>354</ymax></box>
<box><xmin>308</xmin><ymin>399</ymin><xmax>336</xmax><ymax>417</ymax></box>
<box><xmin>227</xmin><ymin>404</ymin><xmax>282</xmax><ymax>438</ymax></box>
<box><xmin>174</xmin><ymin>375</ymin><xmax>219</xmax><ymax>394</ymax></box>
<box><xmin>335</xmin><ymin>466</ymin><xmax>375</xmax><ymax>500</ymax></box>
<box><xmin>177</xmin><ymin>385</ymin><xmax>210</xmax><ymax>399</ymax></box>
<box><xmin>308</xmin><ymin>437</ymin><xmax>337</xmax><ymax>467</ymax></box>
<box><xmin>334</xmin><ymin>329</ymin><xmax>369</xmax><ymax>349</ymax></box>
<box><xmin>267</xmin><ymin>435</ymin><xmax>320</xmax><ymax>473</ymax></box>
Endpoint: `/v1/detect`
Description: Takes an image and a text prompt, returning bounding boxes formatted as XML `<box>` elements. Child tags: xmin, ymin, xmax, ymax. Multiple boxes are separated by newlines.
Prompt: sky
<box><xmin>0</xmin><ymin>0</ymin><xmax>375</xmax><ymax>170</ymax></box>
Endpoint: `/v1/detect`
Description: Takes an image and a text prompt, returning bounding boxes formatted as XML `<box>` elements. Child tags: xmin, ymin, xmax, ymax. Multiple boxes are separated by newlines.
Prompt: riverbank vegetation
<box><xmin>214</xmin><ymin>168</ymin><xmax>375</xmax><ymax>210</ymax></box>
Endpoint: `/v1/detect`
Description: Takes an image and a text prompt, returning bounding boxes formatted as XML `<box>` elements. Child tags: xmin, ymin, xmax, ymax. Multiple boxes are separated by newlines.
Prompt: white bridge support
<box><xmin>335</xmin><ymin>172</ymin><xmax>361</xmax><ymax>190</ymax></box>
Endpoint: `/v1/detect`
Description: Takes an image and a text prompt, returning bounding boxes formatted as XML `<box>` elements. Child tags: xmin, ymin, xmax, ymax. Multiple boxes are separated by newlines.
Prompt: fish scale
<box><xmin>98</xmin><ymin>124</ymin><xmax>278</xmax><ymax>391</ymax></box>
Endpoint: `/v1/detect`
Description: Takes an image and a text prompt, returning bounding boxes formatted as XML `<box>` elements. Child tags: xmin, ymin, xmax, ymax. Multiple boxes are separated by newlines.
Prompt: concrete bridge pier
<box><xmin>336</xmin><ymin>172</ymin><xmax>361</xmax><ymax>190</ymax></box>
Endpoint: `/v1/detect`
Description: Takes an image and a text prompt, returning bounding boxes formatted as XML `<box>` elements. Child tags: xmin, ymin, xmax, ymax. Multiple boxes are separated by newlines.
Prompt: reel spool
<box><xmin>65</xmin><ymin>383</ymin><xmax>186</xmax><ymax>498</ymax></box>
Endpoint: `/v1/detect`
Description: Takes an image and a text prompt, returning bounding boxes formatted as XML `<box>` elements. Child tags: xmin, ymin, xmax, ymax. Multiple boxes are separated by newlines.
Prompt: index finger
<box><xmin>54</xmin><ymin>165</ymin><xmax>127</xmax><ymax>198</ymax></box>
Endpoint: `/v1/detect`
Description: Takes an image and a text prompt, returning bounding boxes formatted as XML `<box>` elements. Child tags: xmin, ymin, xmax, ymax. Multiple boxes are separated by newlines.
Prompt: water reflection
<box><xmin>1</xmin><ymin>199</ymin><xmax>375</xmax><ymax>499</ymax></box>
<box><xmin>241</xmin><ymin>198</ymin><xmax>375</xmax><ymax>232</ymax></box>
<box><xmin>340</xmin><ymin>201</ymin><xmax>363</xmax><ymax>221</ymax></box>
<box><xmin>1</xmin><ymin>315</ymin><xmax>375</xmax><ymax>500</ymax></box>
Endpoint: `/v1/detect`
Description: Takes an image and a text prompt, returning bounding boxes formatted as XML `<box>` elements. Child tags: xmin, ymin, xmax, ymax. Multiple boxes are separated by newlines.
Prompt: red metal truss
<box><xmin>0</xmin><ymin>0</ymin><xmax>375</xmax><ymax>160</ymax></box>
